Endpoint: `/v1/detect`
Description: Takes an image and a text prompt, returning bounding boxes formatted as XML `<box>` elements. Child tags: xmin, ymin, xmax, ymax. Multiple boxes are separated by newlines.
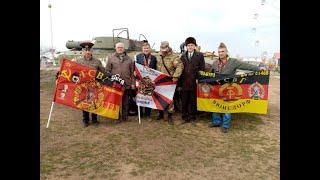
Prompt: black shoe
<box><xmin>156</xmin><ymin>116</ymin><xmax>164</xmax><ymax>120</ymax></box>
<box><xmin>191</xmin><ymin>120</ymin><xmax>196</xmax><ymax>126</ymax></box>
<box><xmin>115</xmin><ymin>119</ymin><xmax>122</xmax><ymax>124</ymax></box>
<box><xmin>208</xmin><ymin>124</ymin><xmax>220</xmax><ymax>128</ymax></box>
<box><xmin>181</xmin><ymin>120</ymin><xmax>189</xmax><ymax>124</ymax></box>
<box><xmin>92</xmin><ymin>121</ymin><xmax>99</xmax><ymax>126</ymax></box>
<box><xmin>168</xmin><ymin>116</ymin><xmax>174</xmax><ymax>125</ymax></box>
<box><xmin>146</xmin><ymin>117</ymin><xmax>153</xmax><ymax>122</ymax></box>
<box><xmin>83</xmin><ymin>121</ymin><xmax>89</xmax><ymax>127</ymax></box>
<box><xmin>221</xmin><ymin>128</ymin><xmax>229</xmax><ymax>133</ymax></box>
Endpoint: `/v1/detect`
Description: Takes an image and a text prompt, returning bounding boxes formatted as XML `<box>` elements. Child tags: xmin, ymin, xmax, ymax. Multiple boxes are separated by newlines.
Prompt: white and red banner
<box><xmin>134</xmin><ymin>63</ymin><xmax>176</xmax><ymax>110</ymax></box>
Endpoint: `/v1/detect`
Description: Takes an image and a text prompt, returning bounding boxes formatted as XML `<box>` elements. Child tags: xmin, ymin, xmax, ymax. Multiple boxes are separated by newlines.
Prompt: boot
<box><xmin>91</xmin><ymin>113</ymin><xmax>99</xmax><ymax>126</ymax></box>
<box><xmin>168</xmin><ymin>113</ymin><xmax>174</xmax><ymax>125</ymax></box>
<box><xmin>157</xmin><ymin>111</ymin><xmax>164</xmax><ymax>120</ymax></box>
<box><xmin>83</xmin><ymin>121</ymin><xmax>89</xmax><ymax>127</ymax></box>
<box><xmin>190</xmin><ymin>119</ymin><xmax>196</xmax><ymax>126</ymax></box>
<box><xmin>82</xmin><ymin>111</ymin><xmax>89</xmax><ymax>127</ymax></box>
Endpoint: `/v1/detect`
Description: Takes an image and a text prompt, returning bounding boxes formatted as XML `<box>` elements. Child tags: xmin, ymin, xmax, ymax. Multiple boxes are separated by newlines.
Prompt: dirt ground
<box><xmin>40</xmin><ymin>70</ymin><xmax>280</xmax><ymax>180</ymax></box>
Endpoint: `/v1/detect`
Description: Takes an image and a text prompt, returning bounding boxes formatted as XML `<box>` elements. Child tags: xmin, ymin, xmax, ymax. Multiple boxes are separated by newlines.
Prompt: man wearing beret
<box><xmin>180</xmin><ymin>37</ymin><xmax>205</xmax><ymax>125</ymax></box>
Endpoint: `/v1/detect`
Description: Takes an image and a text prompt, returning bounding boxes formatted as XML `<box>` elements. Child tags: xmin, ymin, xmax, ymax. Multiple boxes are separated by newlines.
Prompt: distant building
<box><xmin>273</xmin><ymin>52</ymin><xmax>280</xmax><ymax>60</ymax></box>
<box><xmin>273</xmin><ymin>52</ymin><xmax>280</xmax><ymax>72</ymax></box>
<box><xmin>273</xmin><ymin>52</ymin><xmax>280</xmax><ymax>66</ymax></box>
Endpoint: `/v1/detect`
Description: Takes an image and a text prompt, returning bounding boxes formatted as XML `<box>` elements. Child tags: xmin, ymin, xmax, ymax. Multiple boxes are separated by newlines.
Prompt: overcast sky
<box><xmin>40</xmin><ymin>0</ymin><xmax>279</xmax><ymax>58</ymax></box>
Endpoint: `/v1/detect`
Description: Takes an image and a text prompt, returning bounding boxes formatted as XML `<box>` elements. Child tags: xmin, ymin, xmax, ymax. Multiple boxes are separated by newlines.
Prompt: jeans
<box><xmin>211</xmin><ymin>113</ymin><xmax>232</xmax><ymax>129</ymax></box>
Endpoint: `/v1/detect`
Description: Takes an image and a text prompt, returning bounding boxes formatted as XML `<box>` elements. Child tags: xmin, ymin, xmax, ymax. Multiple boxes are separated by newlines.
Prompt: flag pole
<box><xmin>46</xmin><ymin>59</ymin><xmax>64</xmax><ymax>128</ymax></box>
<box><xmin>46</xmin><ymin>102</ymin><xmax>55</xmax><ymax>128</ymax></box>
<box><xmin>138</xmin><ymin>105</ymin><xmax>141</xmax><ymax>124</ymax></box>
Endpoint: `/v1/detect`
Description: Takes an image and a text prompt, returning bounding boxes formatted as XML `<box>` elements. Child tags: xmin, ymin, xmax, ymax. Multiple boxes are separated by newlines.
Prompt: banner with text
<box><xmin>134</xmin><ymin>63</ymin><xmax>176</xmax><ymax>110</ymax></box>
<box><xmin>53</xmin><ymin>59</ymin><xmax>124</xmax><ymax>119</ymax></box>
<box><xmin>197</xmin><ymin>70</ymin><xmax>270</xmax><ymax>114</ymax></box>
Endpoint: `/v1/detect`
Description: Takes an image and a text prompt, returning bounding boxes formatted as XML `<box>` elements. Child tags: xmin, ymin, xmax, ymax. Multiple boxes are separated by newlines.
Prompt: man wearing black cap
<box><xmin>77</xmin><ymin>41</ymin><xmax>105</xmax><ymax>127</ymax></box>
<box><xmin>180</xmin><ymin>37</ymin><xmax>205</xmax><ymax>125</ymax></box>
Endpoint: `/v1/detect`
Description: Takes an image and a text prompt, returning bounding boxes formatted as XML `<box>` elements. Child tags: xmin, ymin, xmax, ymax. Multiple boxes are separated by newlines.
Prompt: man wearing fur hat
<box><xmin>180</xmin><ymin>37</ymin><xmax>205</xmax><ymax>125</ymax></box>
<box><xmin>77</xmin><ymin>41</ymin><xmax>105</xmax><ymax>127</ymax></box>
<box><xmin>156</xmin><ymin>41</ymin><xmax>184</xmax><ymax>125</ymax></box>
<box><xmin>209</xmin><ymin>42</ymin><xmax>266</xmax><ymax>133</ymax></box>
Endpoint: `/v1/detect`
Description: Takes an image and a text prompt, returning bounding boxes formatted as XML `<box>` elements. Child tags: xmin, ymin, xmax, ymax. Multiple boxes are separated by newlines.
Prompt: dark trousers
<box><xmin>121</xmin><ymin>89</ymin><xmax>130</xmax><ymax>120</ymax></box>
<box><xmin>173</xmin><ymin>89</ymin><xmax>182</xmax><ymax>112</ymax></box>
<box><xmin>82</xmin><ymin>111</ymin><xmax>97</xmax><ymax>123</ymax></box>
<box><xmin>181</xmin><ymin>90</ymin><xmax>197</xmax><ymax>121</ymax></box>
<box><xmin>140</xmin><ymin>107</ymin><xmax>151</xmax><ymax>117</ymax></box>
<box><xmin>158</xmin><ymin>110</ymin><xmax>172</xmax><ymax>118</ymax></box>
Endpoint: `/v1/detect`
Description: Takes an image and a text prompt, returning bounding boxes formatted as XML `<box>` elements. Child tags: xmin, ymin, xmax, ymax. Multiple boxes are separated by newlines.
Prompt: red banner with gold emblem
<box><xmin>53</xmin><ymin>59</ymin><xmax>124</xmax><ymax>119</ymax></box>
<box><xmin>197</xmin><ymin>70</ymin><xmax>269</xmax><ymax>114</ymax></box>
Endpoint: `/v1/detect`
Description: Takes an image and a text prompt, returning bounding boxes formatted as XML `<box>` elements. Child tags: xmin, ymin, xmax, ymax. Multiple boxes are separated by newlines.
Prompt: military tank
<box><xmin>202</xmin><ymin>51</ymin><xmax>218</xmax><ymax>71</ymax></box>
<box><xmin>60</xmin><ymin>28</ymin><xmax>153</xmax><ymax>67</ymax></box>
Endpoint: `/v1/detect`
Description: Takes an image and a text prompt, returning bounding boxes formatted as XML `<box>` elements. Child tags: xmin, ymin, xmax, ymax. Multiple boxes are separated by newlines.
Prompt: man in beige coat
<box><xmin>106</xmin><ymin>42</ymin><xmax>136</xmax><ymax>122</ymax></box>
<box><xmin>155</xmin><ymin>41</ymin><xmax>184</xmax><ymax>125</ymax></box>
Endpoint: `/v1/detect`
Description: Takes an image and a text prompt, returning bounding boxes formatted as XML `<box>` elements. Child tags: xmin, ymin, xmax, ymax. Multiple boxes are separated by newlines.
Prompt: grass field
<box><xmin>40</xmin><ymin>70</ymin><xmax>280</xmax><ymax>180</ymax></box>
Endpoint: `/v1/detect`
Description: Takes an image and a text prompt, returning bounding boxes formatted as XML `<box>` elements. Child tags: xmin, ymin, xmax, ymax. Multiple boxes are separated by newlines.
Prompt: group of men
<box><xmin>65</xmin><ymin>37</ymin><xmax>264</xmax><ymax>133</ymax></box>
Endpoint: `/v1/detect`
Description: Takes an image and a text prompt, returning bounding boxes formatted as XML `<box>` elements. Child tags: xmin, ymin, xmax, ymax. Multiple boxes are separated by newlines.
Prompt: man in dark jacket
<box><xmin>77</xmin><ymin>41</ymin><xmax>105</xmax><ymax>127</ymax></box>
<box><xmin>180</xmin><ymin>37</ymin><xmax>205</xmax><ymax>125</ymax></box>
<box><xmin>209</xmin><ymin>42</ymin><xmax>265</xmax><ymax>133</ymax></box>
<box><xmin>135</xmin><ymin>42</ymin><xmax>157</xmax><ymax>121</ymax></box>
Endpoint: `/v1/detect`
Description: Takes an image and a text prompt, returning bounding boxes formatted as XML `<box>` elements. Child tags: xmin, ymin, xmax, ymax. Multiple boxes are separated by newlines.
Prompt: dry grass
<box><xmin>40</xmin><ymin>70</ymin><xmax>280</xmax><ymax>180</ymax></box>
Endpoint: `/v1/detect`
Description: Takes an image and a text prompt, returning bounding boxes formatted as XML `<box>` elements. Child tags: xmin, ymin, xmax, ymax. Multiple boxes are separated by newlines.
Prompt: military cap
<box><xmin>160</xmin><ymin>41</ymin><xmax>170</xmax><ymax>52</ymax></box>
<box><xmin>80</xmin><ymin>41</ymin><xmax>94</xmax><ymax>50</ymax></box>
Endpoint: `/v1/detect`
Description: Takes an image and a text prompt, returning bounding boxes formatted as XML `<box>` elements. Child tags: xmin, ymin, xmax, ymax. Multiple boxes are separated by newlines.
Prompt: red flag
<box><xmin>53</xmin><ymin>58</ymin><xmax>124</xmax><ymax>119</ymax></box>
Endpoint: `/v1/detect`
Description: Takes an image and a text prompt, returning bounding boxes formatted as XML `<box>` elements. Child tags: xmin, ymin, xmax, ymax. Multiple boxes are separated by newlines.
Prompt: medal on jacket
<box><xmin>144</xmin><ymin>55</ymin><xmax>151</xmax><ymax>66</ymax></box>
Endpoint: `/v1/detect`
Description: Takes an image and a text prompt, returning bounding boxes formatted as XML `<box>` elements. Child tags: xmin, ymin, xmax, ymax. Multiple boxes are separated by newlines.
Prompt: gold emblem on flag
<box><xmin>138</xmin><ymin>76</ymin><xmax>155</xmax><ymax>96</ymax></box>
<box><xmin>248</xmin><ymin>82</ymin><xmax>265</xmax><ymax>100</ymax></box>
<box><xmin>73</xmin><ymin>81</ymin><xmax>104</xmax><ymax>111</ymax></box>
<box><xmin>201</xmin><ymin>83</ymin><xmax>212</xmax><ymax>97</ymax></box>
<box><xmin>219</xmin><ymin>83</ymin><xmax>243</xmax><ymax>101</ymax></box>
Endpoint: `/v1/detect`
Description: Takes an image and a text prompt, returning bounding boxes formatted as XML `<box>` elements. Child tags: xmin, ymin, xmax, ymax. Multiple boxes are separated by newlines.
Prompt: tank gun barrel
<box><xmin>66</xmin><ymin>40</ymin><xmax>85</xmax><ymax>50</ymax></box>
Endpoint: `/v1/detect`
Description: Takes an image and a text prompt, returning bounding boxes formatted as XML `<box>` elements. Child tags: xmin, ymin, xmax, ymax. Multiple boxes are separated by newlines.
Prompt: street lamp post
<box><xmin>48</xmin><ymin>3</ymin><xmax>55</xmax><ymax>66</ymax></box>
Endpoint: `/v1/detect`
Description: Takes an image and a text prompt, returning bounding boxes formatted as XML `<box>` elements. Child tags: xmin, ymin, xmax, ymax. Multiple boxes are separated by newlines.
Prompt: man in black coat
<box><xmin>180</xmin><ymin>37</ymin><xmax>205</xmax><ymax>125</ymax></box>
